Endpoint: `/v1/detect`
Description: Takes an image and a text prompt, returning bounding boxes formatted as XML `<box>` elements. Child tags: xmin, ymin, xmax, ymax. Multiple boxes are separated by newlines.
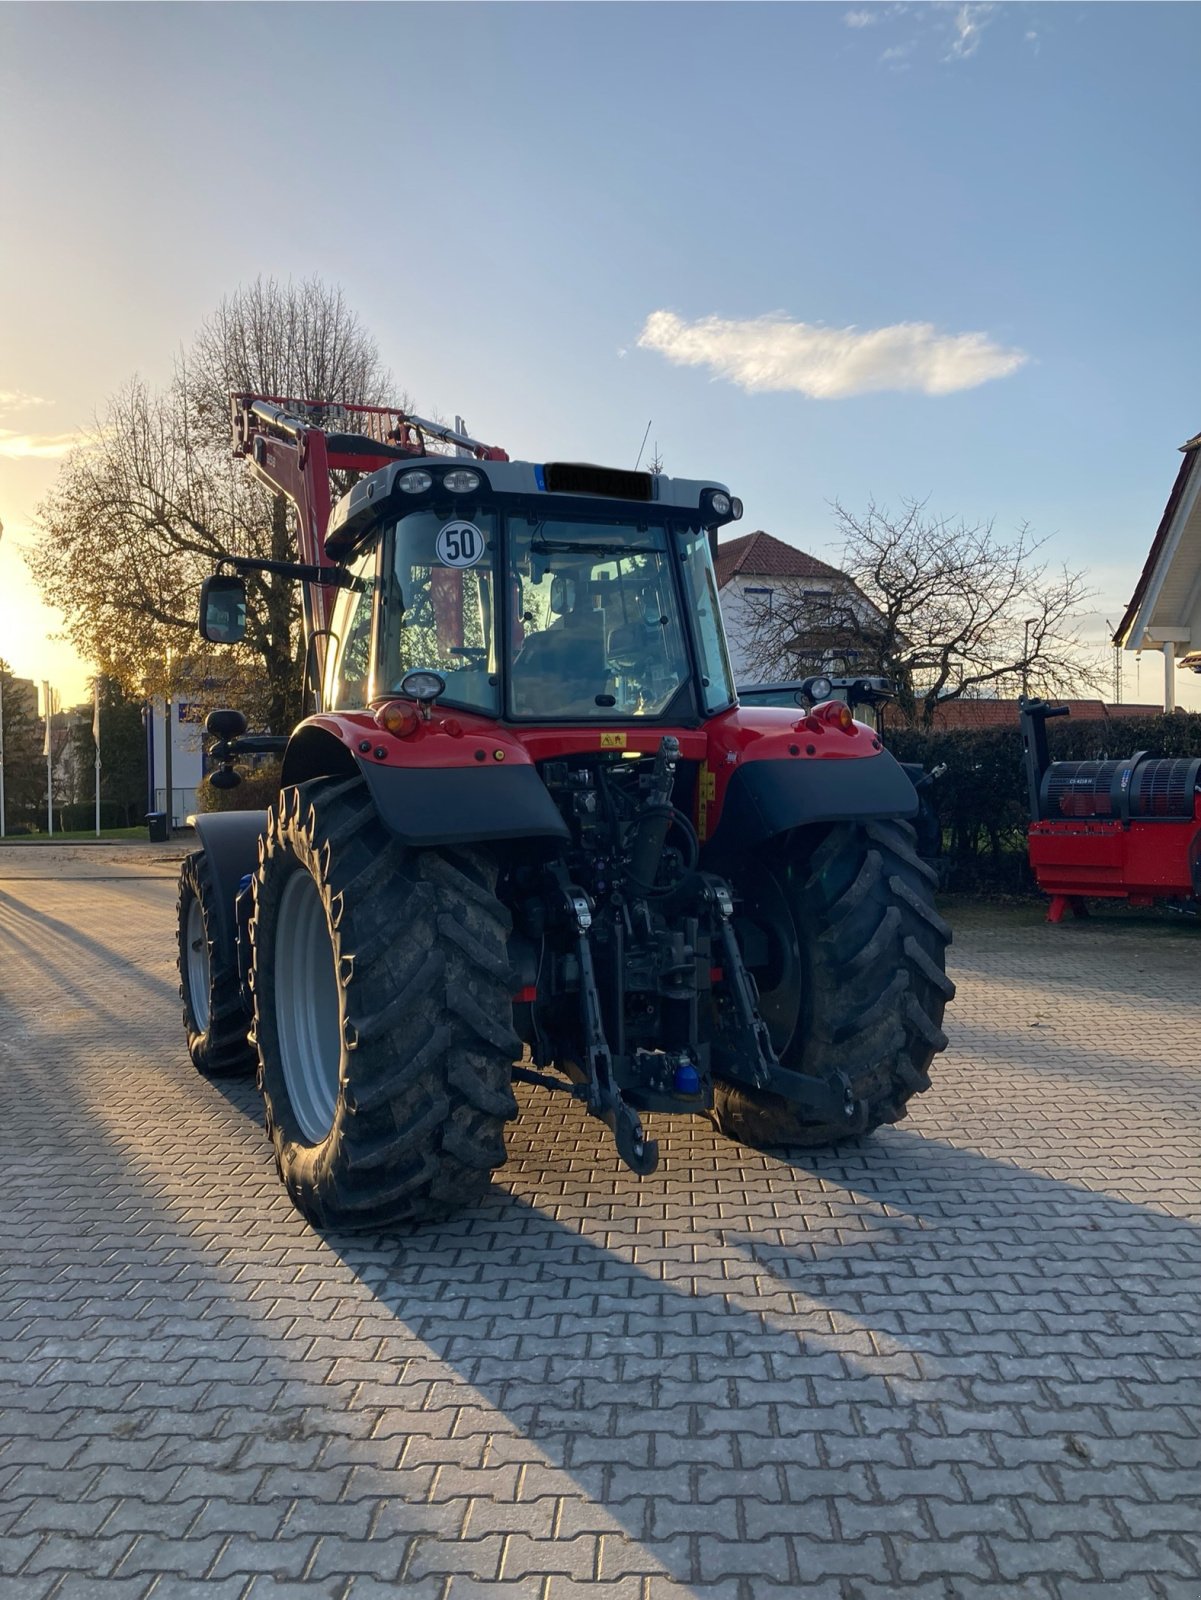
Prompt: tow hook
<box><xmin>613</xmin><ymin>1101</ymin><xmax>659</xmax><ymax>1176</ymax></box>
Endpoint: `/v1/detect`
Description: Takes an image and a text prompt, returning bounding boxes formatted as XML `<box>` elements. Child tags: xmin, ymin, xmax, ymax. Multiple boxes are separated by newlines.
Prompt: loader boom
<box><xmin>228</xmin><ymin>393</ymin><xmax>508</xmax><ymax>672</ymax></box>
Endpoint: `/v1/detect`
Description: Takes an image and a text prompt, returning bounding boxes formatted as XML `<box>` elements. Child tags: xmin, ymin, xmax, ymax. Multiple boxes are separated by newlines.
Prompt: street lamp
<box><xmin>1022</xmin><ymin>617</ymin><xmax>1038</xmax><ymax>698</ymax></box>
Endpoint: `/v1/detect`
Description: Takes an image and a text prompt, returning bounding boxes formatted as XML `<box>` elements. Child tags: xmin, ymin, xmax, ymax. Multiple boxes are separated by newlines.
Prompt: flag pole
<box><xmin>43</xmin><ymin>681</ymin><xmax>54</xmax><ymax>837</ymax></box>
<box><xmin>93</xmin><ymin>675</ymin><xmax>102</xmax><ymax>838</ymax></box>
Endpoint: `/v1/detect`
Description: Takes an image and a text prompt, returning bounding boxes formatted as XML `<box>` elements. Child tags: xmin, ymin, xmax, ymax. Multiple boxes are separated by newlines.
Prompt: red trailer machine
<box><xmin>1020</xmin><ymin>697</ymin><xmax>1201</xmax><ymax>921</ymax></box>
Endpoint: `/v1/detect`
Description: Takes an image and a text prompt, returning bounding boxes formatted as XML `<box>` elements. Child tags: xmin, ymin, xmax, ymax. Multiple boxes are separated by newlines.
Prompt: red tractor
<box><xmin>177</xmin><ymin>395</ymin><xmax>954</xmax><ymax>1228</ymax></box>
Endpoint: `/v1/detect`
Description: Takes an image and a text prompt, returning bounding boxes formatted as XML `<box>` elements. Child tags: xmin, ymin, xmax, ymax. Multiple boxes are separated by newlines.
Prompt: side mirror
<box><xmin>199</xmin><ymin>574</ymin><xmax>247</xmax><ymax>644</ymax></box>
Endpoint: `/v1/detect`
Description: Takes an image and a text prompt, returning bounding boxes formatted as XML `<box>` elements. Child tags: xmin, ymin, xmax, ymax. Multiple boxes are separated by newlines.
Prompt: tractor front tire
<box><xmin>250</xmin><ymin>775</ymin><xmax>519</xmax><ymax>1229</ymax></box>
<box><xmin>712</xmin><ymin>819</ymin><xmax>954</xmax><ymax>1148</ymax></box>
<box><xmin>177</xmin><ymin>850</ymin><xmax>255</xmax><ymax>1078</ymax></box>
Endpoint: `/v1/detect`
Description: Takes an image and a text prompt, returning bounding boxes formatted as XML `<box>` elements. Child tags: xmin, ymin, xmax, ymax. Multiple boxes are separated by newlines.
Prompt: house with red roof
<box><xmin>715</xmin><ymin>529</ymin><xmax>870</xmax><ymax>681</ymax></box>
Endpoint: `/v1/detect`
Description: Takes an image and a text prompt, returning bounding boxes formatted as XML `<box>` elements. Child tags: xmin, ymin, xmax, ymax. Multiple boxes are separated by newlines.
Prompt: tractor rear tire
<box><xmin>177</xmin><ymin>850</ymin><xmax>255</xmax><ymax>1078</ymax></box>
<box><xmin>250</xmin><ymin>775</ymin><xmax>519</xmax><ymax>1230</ymax></box>
<box><xmin>712</xmin><ymin>818</ymin><xmax>954</xmax><ymax>1148</ymax></box>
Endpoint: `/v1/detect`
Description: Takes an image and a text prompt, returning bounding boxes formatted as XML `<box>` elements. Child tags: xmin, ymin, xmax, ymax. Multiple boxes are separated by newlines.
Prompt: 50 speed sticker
<box><xmin>436</xmin><ymin>521</ymin><xmax>485</xmax><ymax>568</ymax></box>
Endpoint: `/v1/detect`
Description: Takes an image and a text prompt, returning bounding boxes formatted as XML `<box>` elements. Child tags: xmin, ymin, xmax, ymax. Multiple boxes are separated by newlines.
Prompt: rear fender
<box><xmin>282</xmin><ymin>719</ymin><xmax>570</xmax><ymax>849</ymax></box>
<box><xmin>703</xmin><ymin>707</ymin><xmax>918</xmax><ymax>849</ymax></box>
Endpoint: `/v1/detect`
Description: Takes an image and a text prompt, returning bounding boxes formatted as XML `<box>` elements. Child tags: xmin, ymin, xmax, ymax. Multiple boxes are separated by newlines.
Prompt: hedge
<box><xmin>884</xmin><ymin>711</ymin><xmax>1201</xmax><ymax>894</ymax></box>
<box><xmin>54</xmin><ymin>801</ymin><xmax>141</xmax><ymax>832</ymax></box>
<box><xmin>195</xmin><ymin>761</ymin><xmax>283</xmax><ymax>814</ymax></box>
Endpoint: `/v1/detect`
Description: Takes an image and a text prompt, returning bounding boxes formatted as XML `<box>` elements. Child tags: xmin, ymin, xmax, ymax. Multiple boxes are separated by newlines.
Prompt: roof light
<box><xmin>709</xmin><ymin>492</ymin><xmax>731</xmax><ymax>518</ymax></box>
<box><xmin>443</xmin><ymin>468</ymin><xmax>480</xmax><ymax>494</ymax></box>
<box><xmin>398</xmin><ymin>469</ymin><xmax>432</xmax><ymax>494</ymax></box>
<box><xmin>730</xmin><ymin>497</ymin><xmax>743</xmax><ymax>520</ymax></box>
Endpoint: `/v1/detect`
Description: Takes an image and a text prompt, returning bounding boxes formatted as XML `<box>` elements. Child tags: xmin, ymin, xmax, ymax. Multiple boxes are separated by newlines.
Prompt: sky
<box><xmin>1</xmin><ymin>0</ymin><xmax>1199</xmax><ymax>709</ymax></box>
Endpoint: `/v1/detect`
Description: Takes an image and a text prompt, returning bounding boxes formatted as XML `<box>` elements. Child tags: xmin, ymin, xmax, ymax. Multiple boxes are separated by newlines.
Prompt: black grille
<box><xmin>1044</xmin><ymin>761</ymin><xmax>1121</xmax><ymax>819</ymax></box>
<box><xmin>544</xmin><ymin>462</ymin><xmax>653</xmax><ymax>501</ymax></box>
<box><xmin>1130</xmin><ymin>758</ymin><xmax>1201</xmax><ymax>819</ymax></box>
<box><xmin>1041</xmin><ymin>755</ymin><xmax>1201</xmax><ymax>821</ymax></box>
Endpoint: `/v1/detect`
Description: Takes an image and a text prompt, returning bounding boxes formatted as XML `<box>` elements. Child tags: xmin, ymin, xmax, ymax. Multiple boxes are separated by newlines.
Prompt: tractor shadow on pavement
<box><xmin>297</xmin><ymin>1090</ymin><xmax>1200</xmax><ymax>1589</ymax></box>
<box><xmin>7</xmin><ymin>1032</ymin><xmax>1199</xmax><ymax>1597</ymax></box>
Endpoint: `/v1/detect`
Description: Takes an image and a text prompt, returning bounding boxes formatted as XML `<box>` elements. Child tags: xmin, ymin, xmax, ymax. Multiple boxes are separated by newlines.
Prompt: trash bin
<box><xmin>146</xmin><ymin>811</ymin><xmax>169</xmax><ymax>843</ymax></box>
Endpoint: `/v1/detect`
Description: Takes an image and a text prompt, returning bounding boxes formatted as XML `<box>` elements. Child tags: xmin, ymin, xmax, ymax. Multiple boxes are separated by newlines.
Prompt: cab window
<box><xmin>325</xmin><ymin>546</ymin><xmax>378</xmax><ymax>709</ymax></box>
<box><xmin>381</xmin><ymin>510</ymin><xmax>500</xmax><ymax>715</ymax></box>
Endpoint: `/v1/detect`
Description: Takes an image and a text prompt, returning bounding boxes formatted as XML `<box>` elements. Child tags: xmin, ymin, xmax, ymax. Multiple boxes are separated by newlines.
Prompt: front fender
<box><xmin>707</xmin><ymin>749</ymin><xmax>918</xmax><ymax>850</ymax></box>
<box><xmin>190</xmin><ymin>810</ymin><xmax>269</xmax><ymax>963</ymax></box>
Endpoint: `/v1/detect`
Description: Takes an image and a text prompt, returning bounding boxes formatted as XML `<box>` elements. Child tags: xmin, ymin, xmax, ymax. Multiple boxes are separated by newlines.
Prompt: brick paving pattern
<box><xmin>0</xmin><ymin>841</ymin><xmax>1198</xmax><ymax>1599</ymax></box>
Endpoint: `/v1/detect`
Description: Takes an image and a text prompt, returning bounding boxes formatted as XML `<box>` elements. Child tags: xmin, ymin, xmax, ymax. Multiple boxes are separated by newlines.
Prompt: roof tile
<box><xmin>928</xmin><ymin>698</ymin><xmax>1161</xmax><ymax>730</ymax></box>
<box><xmin>714</xmin><ymin>530</ymin><xmax>847</xmax><ymax>589</ymax></box>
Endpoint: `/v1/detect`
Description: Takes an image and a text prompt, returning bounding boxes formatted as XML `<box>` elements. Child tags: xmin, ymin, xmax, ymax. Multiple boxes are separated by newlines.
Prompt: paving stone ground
<box><xmin>0</xmin><ymin>840</ymin><xmax>1198</xmax><ymax>1600</ymax></box>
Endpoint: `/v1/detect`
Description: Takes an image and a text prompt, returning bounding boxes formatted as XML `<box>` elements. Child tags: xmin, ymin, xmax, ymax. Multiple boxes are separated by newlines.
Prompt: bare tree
<box><xmin>29</xmin><ymin>277</ymin><xmax>395</xmax><ymax>732</ymax></box>
<box><xmin>189</xmin><ymin>275</ymin><xmax>396</xmax><ymax>440</ymax></box>
<box><xmin>741</xmin><ymin>498</ymin><xmax>1100</xmax><ymax>727</ymax></box>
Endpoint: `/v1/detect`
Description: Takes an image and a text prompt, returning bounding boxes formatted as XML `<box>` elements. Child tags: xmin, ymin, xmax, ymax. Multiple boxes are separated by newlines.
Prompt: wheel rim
<box><xmin>275</xmin><ymin>868</ymin><xmax>342</xmax><ymax>1144</ymax></box>
<box><xmin>185</xmin><ymin>895</ymin><xmax>211</xmax><ymax>1033</ymax></box>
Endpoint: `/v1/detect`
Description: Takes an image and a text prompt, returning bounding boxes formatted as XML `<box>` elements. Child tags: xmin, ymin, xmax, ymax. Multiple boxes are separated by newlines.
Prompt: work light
<box><xmin>443</xmin><ymin>469</ymin><xmax>481</xmax><ymax>493</ymax></box>
<box><xmin>400</xmin><ymin>670</ymin><xmax>446</xmax><ymax>703</ymax></box>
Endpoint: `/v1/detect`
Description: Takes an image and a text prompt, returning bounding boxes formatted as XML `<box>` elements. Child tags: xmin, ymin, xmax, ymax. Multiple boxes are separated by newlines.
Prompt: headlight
<box><xmin>400</xmin><ymin>670</ymin><xmax>446</xmax><ymax>703</ymax></box>
<box><xmin>443</xmin><ymin>469</ymin><xmax>481</xmax><ymax>494</ymax></box>
<box><xmin>709</xmin><ymin>491</ymin><xmax>731</xmax><ymax>518</ymax></box>
<box><xmin>398</xmin><ymin>469</ymin><xmax>433</xmax><ymax>494</ymax></box>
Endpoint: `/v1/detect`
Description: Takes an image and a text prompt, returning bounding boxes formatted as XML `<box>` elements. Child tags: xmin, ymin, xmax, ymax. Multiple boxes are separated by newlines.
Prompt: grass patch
<box><xmin>0</xmin><ymin>826</ymin><xmax>149</xmax><ymax>844</ymax></box>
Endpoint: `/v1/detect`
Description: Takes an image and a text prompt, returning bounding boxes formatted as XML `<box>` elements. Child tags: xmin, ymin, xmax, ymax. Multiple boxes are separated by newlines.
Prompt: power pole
<box><xmin>163</xmin><ymin>692</ymin><xmax>174</xmax><ymax>835</ymax></box>
<box><xmin>1106</xmin><ymin>621</ymin><xmax>1122</xmax><ymax>705</ymax></box>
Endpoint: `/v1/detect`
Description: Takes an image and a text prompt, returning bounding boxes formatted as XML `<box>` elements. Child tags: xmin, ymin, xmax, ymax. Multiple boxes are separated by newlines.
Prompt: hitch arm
<box><xmin>706</xmin><ymin>876</ymin><xmax>859</xmax><ymax>1127</ymax></box>
<box><xmin>550</xmin><ymin>872</ymin><xmax>659</xmax><ymax>1177</ymax></box>
<box><xmin>571</xmin><ymin>892</ymin><xmax>659</xmax><ymax>1177</ymax></box>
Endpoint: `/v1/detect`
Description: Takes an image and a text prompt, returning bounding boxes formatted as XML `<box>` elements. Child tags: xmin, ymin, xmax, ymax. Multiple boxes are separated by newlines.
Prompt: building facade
<box><xmin>715</xmin><ymin>529</ymin><xmax>870</xmax><ymax>684</ymax></box>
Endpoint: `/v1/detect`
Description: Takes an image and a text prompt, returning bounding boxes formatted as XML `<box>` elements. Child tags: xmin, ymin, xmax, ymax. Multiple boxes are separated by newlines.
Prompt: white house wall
<box><xmin>719</xmin><ymin>574</ymin><xmax>873</xmax><ymax>685</ymax></box>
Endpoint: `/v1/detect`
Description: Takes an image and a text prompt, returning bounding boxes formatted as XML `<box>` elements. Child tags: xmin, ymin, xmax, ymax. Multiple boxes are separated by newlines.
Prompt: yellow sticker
<box><xmin>600</xmin><ymin>731</ymin><xmax>627</xmax><ymax>749</ymax></box>
<box><xmin>697</xmin><ymin>767</ymin><xmax>717</xmax><ymax>839</ymax></box>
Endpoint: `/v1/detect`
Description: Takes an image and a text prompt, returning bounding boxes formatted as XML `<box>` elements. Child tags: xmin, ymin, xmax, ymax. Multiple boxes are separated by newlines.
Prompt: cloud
<box><xmin>0</xmin><ymin>429</ymin><xmax>80</xmax><ymax>460</ymax></box>
<box><xmin>637</xmin><ymin>310</ymin><xmax>1027</xmax><ymax>399</ymax></box>
<box><xmin>881</xmin><ymin>40</ymin><xmax>915</xmax><ymax>67</ymax></box>
<box><xmin>0</xmin><ymin>389</ymin><xmax>51</xmax><ymax>411</ymax></box>
<box><xmin>845</xmin><ymin>0</ymin><xmax>1009</xmax><ymax>65</ymax></box>
<box><xmin>844</xmin><ymin>3</ymin><xmax>908</xmax><ymax>27</ymax></box>
<box><xmin>945</xmin><ymin>2</ymin><xmax>996</xmax><ymax>60</ymax></box>
<box><xmin>0</xmin><ymin>391</ymin><xmax>83</xmax><ymax>458</ymax></box>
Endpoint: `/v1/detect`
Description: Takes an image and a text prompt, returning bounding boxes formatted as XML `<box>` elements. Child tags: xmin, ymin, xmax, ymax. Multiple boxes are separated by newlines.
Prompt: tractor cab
<box><xmin>320</xmin><ymin>458</ymin><xmax>742</xmax><ymax>725</ymax></box>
